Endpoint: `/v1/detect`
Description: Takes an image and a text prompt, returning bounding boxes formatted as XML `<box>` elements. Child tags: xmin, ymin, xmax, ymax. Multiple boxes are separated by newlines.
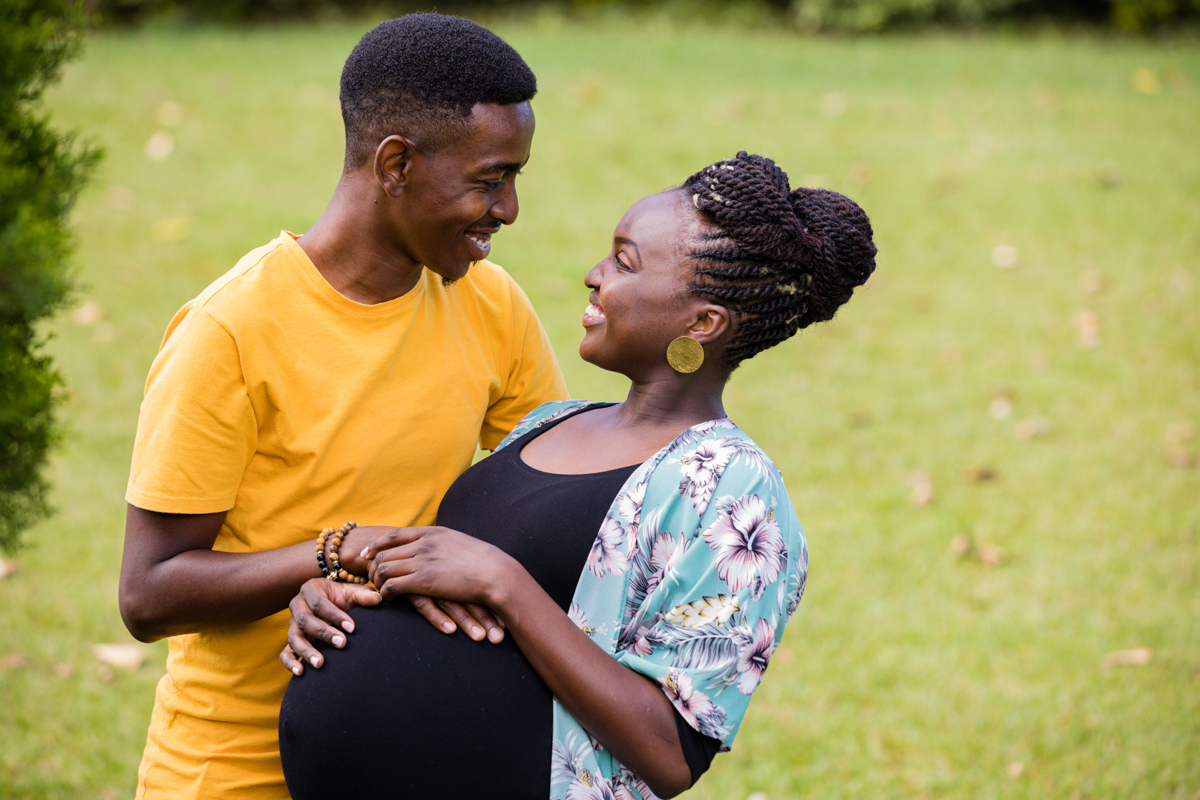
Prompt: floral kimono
<box><xmin>495</xmin><ymin>400</ymin><xmax>809</xmax><ymax>800</ymax></box>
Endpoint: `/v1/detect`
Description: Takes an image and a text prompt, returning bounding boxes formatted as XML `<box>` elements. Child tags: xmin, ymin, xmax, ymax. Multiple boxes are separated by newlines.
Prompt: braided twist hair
<box><xmin>681</xmin><ymin>152</ymin><xmax>876</xmax><ymax>368</ymax></box>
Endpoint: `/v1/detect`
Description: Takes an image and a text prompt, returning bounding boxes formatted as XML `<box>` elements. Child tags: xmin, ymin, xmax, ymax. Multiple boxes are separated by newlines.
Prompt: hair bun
<box><xmin>680</xmin><ymin>151</ymin><xmax>876</xmax><ymax>368</ymax></box>
<box><xmin>688</xmin><ymin>152</ymin><xmax>811</xmax><ymax>265</ymax></box>
<box><xmin>788</xmin><ymin>186</ymin><xmax>876</xmax><ymax>327</ymax></box>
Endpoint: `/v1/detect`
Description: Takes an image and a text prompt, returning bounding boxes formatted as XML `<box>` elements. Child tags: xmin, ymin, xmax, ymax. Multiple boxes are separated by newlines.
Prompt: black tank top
<box><xmin>279</xmin><ymin>407</ymin><xmax>718</xmax><ymax>799</ymax></box>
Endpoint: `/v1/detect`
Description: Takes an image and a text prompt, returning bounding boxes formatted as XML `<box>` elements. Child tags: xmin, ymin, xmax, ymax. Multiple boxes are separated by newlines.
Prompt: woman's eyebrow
<box><xmin>614</xmin><ymin>236</ymin><xmax>641</xmax><ymax>264</ymax></box>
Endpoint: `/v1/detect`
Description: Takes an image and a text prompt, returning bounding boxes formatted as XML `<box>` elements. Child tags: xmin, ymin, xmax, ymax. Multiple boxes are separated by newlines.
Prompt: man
<box><xmin>119</xmin><ymin>15</ymin><xmax>567</xmax><ymax>799</ymax></box>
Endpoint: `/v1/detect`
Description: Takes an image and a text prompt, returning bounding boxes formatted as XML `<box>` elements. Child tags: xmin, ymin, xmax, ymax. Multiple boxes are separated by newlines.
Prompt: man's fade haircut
<box><xmin>340</xmin><ymin>14</ymin><xmax>537</xmax><ymax>169</ymax></box>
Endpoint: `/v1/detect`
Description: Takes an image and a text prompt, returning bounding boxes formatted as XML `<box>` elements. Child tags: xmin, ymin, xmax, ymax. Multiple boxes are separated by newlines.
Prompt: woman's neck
<box><xmin>615</xmin><ymin>378</ymin><xmax>726</xmax><ymax>432</ymax></box>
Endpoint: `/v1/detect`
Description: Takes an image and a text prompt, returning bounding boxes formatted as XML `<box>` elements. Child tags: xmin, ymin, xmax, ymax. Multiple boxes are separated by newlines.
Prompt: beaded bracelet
<box><xmin>316</xmin><ymin>521</ymin><xmax>368</xmax><ymax>584</ymax></box>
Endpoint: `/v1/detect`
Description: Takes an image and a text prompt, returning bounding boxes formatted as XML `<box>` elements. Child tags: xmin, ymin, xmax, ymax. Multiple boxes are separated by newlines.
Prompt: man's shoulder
<box><xmin>194</xmin><ymin>235</ymin><xmax>296</xmax><ymax>305</ymax></box>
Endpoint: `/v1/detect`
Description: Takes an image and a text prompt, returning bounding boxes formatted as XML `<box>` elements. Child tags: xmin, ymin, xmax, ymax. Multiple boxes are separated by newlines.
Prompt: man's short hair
<box><xmin>340</xmin><ymin>14</ymin><xmax>537</xmax><ymax>169</ymax></box>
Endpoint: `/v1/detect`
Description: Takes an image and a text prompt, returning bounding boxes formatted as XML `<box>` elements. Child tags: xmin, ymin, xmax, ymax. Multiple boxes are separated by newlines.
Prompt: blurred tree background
<box><xmin>88</xmin><ymin>0</ymin><xmax>1199</xmax><ymax>33</ymax></box>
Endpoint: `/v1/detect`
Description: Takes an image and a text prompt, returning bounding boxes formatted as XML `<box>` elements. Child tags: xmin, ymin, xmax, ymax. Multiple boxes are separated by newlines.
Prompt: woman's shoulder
<box><xmin>494</xmin><ymin>399</ymin><xmax>607</xmax><ymax>452</ymax></box>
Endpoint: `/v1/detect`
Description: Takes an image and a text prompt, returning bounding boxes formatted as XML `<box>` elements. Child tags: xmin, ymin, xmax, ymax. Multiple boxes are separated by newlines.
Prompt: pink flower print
<box><xmin>702</xmin><ymin>495</ymin><xmax>784</xmax><ymax>592</ymax></box>
<box><xmin>678</xmin><ymin>441</ymin><xmax>735</xmax><ymax>508</ymax></box>
<box><xmin>567</xmin><ymin>772</ymin><xmax>617</xmax><ymax>800</ymax></box>
<box><xmin>614</xmin><ymin>479</ymin><xmax>646</xmax><ymax>523</ymax></box>
<box><xmin>646</xmin><ymin>533</ymin><xmax>687</xmax><ymax>596</ymax></box>
<box><xmin>736</xmin><ymin>618</ymin><xmax>778</xmax><ymax>695</ymax></box>
<box><xmin>629</xmin><ymin>626</ymin><xmax>654</xmax><ymax>657</ymax></box>
<box><xmin>586</xmin><ymin>515</ymin><xmax>628</xmax><ymax>577</ymax></box>
<box><xmin>659</xmin><ymin>671</ymin><xmax>715</xmax><ymax>730</ymax></box>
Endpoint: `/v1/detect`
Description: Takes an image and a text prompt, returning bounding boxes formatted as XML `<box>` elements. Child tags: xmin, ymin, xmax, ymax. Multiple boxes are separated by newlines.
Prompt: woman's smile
<box><xmin>582</xmin><ymin>301</ymin><xmax>606</xmax><ymax>327</ymax></box>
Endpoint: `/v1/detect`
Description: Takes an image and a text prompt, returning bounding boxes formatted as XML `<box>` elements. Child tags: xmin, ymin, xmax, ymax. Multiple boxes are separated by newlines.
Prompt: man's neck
<box><xmin>296</xmin><ymin>175</ymin><xmax>424</xmax><ymax>305</ymax></box>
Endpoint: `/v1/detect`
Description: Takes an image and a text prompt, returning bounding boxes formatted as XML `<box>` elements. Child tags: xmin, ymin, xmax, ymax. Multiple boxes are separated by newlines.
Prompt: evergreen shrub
<box><xmin>0</xmin><ymin>0</ymin><xmax>97</xmax><ymax>552</ymax></box>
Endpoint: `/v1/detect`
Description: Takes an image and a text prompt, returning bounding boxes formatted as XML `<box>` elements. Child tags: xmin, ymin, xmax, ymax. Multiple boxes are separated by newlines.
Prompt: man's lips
<box><xmin>464</xmin><ymin>229</ymin><xmax>496</xmax><ymax>259</ymax></box>
<box><xmin>582</xmin><ymin>302</ymin><xmax>606</xmax><ymax>327</ymax></box>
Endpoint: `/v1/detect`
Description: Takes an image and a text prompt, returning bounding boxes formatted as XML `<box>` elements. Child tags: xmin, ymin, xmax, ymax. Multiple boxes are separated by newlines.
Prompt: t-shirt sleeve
<box><xmin>125</xmin><ymin>306</ymin><xmax>257</xmax><ymax>514</ymax></box>
<box><xmin>612</xmin><ymin>446</ymin><xmax>807</xmax><ymax>751</ymax></box>
<box><xmin>479</xmin><ymin>278</ymin><xmax>569</xmax><ymax>451</ymax></box>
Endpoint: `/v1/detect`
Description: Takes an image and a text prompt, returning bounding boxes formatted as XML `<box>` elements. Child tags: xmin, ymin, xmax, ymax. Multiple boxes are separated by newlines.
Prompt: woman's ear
<box><xmin>689</xmin><ymin>303</ymin><xmax>732</xmax><ymax>346</ymax></box>
<box><xmin>374</xmin><ymin>135</ymin><xmax>416</xmax><ymax>198</ymax></box>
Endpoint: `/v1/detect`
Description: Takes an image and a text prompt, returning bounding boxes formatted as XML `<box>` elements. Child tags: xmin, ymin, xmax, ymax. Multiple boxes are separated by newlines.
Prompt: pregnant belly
<box><xmin>279</xmin><ymin>601</ymin><xmax>553</xmax><ymax>800</ymax></box>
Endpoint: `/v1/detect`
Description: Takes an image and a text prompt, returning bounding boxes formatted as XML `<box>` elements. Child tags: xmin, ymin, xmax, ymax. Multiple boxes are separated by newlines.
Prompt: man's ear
<box><xmin>374</xmin><ymin>135</ymin><xmax>416</xmax><ymax>198</ymax></box>
<box><xmin>689</xmin><ymin>303</ymin><xmax>732</xmax><ymax>346</ymax></box>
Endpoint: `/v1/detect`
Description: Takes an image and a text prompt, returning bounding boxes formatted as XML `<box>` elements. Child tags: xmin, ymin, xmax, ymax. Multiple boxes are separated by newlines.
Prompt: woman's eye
<box><xmin>615</xmin><ymin>255</ymin><xmax>633</xmax><ymax>271</ymax></box>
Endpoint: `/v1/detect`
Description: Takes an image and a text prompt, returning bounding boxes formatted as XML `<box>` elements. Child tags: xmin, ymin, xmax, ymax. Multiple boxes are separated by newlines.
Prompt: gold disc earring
<box><xmin>666</xmin><ymin>336</ymin><xmax>704</xmax><ymax>374</ymax></box>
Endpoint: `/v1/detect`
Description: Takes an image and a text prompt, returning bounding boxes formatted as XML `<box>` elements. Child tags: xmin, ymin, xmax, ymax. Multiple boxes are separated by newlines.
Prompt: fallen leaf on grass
<box><xmin>1102</xmin><ymin>647</ymin><xmax>1153</xmax><ymax>667</ymax></box>
<box><xmin>988</xmin><ymin>395</ymin><xmax>1013</xmax><ymax>420</ymax></box>
<box><xmin>950</xmin><ymin>533</ymin><xmax>973</xmax><ymax>557</ymax></box>
<box><xmin>908</xmin><ymin>471</ymin><xmax>934</xmax><ymax>507</ymax></box>
<box><xmin>109</xmin><ymin>185</ymin><xmax>133</xmax><ymax>211</ymax></box>
<box><xmin>71</xmin><ymin>300</ymin><xmax>103</xmax><ymax>325</ymax></box>
<box><xmin>977</xmin><ymin>543</ymin><xmax>1009</xmax><ymax>566</ymax></box>
<box><xmin>0</xmin><ymin>557</ymin><xmax>17</xmax><ymax>579</ymax></box>
<box><xmin>964</xmin><ymin>465</ymin><xmax>997</xmax><ymax>483</ymax></box>
<box><xmin>91</xmin><ymin>643</ymin><xmax>149</xmax><ymax>670</ymax></box>
<box><xmin>1072</xmin><ymin>309</ymin><xmax>1100</xmax><ymax>349</ymax></box>
<box><xmin>746</xmin><ymin>793</ymin><xmax>770</xmax><ymax>800</ymax></box>
<box><xmin>1</xmin><ymin>653</ymin><xmax>30</xmax><ymax>670</ymax></box>
<box><xmin>145</xmin><ymin>130</ymin><xmax>175</xmax><ymax>161</ymax></box>
<box><xmin>1166</xmin><ymin>447</ymin><xmax>1196</xmax><ymax>469</ymax></box>
<box><xmin>1015</xmin><ymin>416</ymin><xmax>1051</xmax><ymax>440</ymax></box>
<box><xmin>991</xmin><ymin>244</ymin><xmax>1019</xmax><ymax>269</ymax></box>
<box><xmin>52</xmin><ymin>662</ymin><xmax>74</xmax><ymax>678</ymax></box>
<box><xmin>1007</xmin><ymin>761</ymin><xmax>1025</xmax><ymax>778</ymax></box>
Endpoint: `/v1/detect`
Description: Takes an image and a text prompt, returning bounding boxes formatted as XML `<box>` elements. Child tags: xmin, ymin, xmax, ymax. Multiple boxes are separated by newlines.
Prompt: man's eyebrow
<box><xmin>479</xmin><ymin>160</ymin><xmax>526</xmax><ymax>174</ymax></box>
<box><xmin>614</xmin><ymin>236</ymin><xmax>642</xmax><ymax>264</ymax></box>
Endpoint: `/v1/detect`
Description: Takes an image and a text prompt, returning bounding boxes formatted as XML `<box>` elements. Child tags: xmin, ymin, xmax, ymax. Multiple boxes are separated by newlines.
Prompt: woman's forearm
<box><xmin>490</xmin><ymin>563</ymin><xmax>694</xmax><ymax>798</ymax></box>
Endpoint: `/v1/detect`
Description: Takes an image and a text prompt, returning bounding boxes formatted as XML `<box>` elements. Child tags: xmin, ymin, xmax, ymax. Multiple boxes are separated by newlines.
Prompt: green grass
<box><xmin>2</xmin><ymin>15</ymin><xmax>1197</xmax><ymax>799</ymax></box>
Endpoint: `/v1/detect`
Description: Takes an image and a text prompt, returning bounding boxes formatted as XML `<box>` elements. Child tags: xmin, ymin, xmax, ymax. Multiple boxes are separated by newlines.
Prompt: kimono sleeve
<box><xmin>612</xmin><ymin>444</ymin><xmax>807</xmax><ymax>750</ymax></box>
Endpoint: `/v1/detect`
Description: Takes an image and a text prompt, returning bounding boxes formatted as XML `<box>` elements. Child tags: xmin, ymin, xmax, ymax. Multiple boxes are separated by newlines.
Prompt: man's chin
<box><xmin>429</xmin><ymin>260</ymin><xmax>473</xmax><ymax>288</ymax></box>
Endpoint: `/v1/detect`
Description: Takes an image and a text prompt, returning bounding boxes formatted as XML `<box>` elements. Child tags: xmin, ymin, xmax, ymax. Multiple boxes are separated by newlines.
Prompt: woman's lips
<box><xmin>582</xmin><ymin>302</ymin><xmax>606</xmax><ymax>327</ymax></box>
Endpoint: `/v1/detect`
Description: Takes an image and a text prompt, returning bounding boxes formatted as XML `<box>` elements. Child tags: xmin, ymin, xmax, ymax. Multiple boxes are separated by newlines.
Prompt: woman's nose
<box><xmin>584</xmin><ymin>261</ymin><xmax>603</xmax><ymax>289</ymax></box>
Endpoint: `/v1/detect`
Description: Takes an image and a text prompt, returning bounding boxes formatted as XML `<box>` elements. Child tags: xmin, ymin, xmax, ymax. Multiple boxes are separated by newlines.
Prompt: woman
<box><xmin>277</xmin><ymin>152</ymin><xmax>876</xmax><ymax>799</ymax></box>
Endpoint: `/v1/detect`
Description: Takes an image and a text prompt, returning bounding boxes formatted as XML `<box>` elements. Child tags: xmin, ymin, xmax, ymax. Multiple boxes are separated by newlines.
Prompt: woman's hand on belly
<box><xmin>365</xmin><ymin>526</ymin><xmax>519</xmax><ymax>611</ymax></box>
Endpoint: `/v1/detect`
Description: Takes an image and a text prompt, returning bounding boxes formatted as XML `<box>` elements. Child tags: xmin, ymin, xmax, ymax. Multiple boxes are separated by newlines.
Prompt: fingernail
<box><xmin>332</xmin><ymin>635</ymin><xmax>345</xmax><ymax>648</ymax></box>
<box><xmin>442</xmin><ymin>622</ymin><xmax>455</xmax><ymax>633</ymax></box>
<box><xmin>312</xmin><ymin>656</ymin><xmax>322</xmax><ymax>667</ymax></box>
<box><xmin>342</xmin><ymin>620</ymin><xmax>355</xmax><ymax>633</ymax></box>
<box><xmin>292</xmin><ymin>666</ymin><xmax>302</xmax><ymax>675</ymax></box>
<box><xmin>360</xmin><ymin>548</ymin><xmax>369</xmax><ymax>559</ymax></box>
<box><xmin>489</xmin><ymin>629</ymin><xmax>503</xmax><ymax>643</ymax></box>
<box><xmin>471</xmin><ymin>626</ymin><xmax>484</xmax><ymax>639</ymax></box>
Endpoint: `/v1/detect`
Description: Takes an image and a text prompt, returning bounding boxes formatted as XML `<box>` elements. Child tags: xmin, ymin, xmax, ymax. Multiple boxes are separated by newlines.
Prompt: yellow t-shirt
<box><xmin>126</xmin><ymin>232</ymin><xmax>567</xmax><ymax>799</ymax></box>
